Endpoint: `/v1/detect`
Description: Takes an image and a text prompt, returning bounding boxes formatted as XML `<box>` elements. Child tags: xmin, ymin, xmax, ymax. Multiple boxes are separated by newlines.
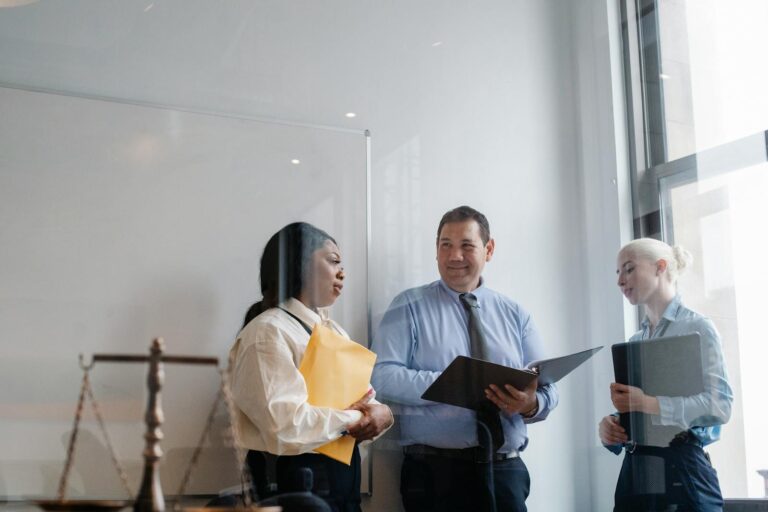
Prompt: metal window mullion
<box><xmin>622</xmin><ymin>0</ymin><xmax>667</xmax><ymax>239</ymax></box>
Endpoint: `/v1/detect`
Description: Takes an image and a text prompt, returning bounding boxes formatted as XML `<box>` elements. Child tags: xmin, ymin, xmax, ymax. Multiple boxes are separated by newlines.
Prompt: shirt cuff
<box><xmin>521</xmin><ymin>390</ymin><xmax>542</xmax><ymax>421</ymax></box>
<box><xmin>653</xmin><ymin>396</ymin><xmax>676</xmax><ymax>426</ymax></box>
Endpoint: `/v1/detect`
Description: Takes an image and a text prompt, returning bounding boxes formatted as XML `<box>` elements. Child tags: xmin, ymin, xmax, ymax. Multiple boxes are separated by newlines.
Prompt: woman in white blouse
<box><xmin>230</xmin><ymin>222</ymin><xmax>392</xmax><ymax>512</ymax></box>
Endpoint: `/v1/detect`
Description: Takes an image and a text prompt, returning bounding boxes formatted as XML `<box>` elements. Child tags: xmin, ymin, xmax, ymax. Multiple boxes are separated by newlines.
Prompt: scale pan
<box><xmin>182</xmin><ymin>508</ymin><xmax>281</xmax><ymax>511</ymax></box>
<box><xmin>34</xmin><ymin>499</ymin><xmax>132</xmax><ymax>511</ymax></box>
<box><xmin>182</xmin><ymin>508</ymin><xmax>281</xmax><ymax>512</ymax></box>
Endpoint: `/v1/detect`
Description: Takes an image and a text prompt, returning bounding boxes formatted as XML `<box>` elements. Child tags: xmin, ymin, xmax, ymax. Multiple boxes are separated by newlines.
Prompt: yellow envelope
<box><xmin>298</xmin><ymin>323</ymin><xmax>377</xmax><ymax>465</ymax></box>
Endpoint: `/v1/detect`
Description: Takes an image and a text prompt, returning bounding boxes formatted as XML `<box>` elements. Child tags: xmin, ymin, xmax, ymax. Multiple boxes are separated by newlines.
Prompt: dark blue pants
<box><xmin>614</xmin><ymin>443</ymin><xmax>723</xmax><ymax>511</ymax></box>
<box><xmin>247</xmin><ymin>446</ymin><xmax>362</xmax><ymax>512</ymax></box>
<box><xmin>401</xmin><ymin>453</ymin><xmax>530</xmax><ymax>512</ymax></box>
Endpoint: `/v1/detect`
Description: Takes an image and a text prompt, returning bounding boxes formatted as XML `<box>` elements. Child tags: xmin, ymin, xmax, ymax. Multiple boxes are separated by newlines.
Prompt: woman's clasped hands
<box><xmin>345</xmin><ymin>389</ymin><xmax>394</xmax><ymax>442</ymax></box>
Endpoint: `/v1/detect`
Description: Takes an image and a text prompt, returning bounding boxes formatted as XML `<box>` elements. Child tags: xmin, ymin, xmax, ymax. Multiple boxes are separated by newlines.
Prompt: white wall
<box><xmin>569</xmin><ymin>0</ymin><xmax>638</xmax><ymax>509</ymax></box>
<box><xmin>0</xmin><ymin>1</ymin><xmax>631</xmax><ymax>510</ymax></box>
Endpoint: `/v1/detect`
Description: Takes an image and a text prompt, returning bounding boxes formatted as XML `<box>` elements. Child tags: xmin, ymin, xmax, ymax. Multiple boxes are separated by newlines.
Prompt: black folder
<box><xmin>532</xmin><ymin>346</ymin><xmax>603</xmax><ymax>386</ymax></box>
<box><xmin>611</xmin><ymin>333</ymin><xmax>703</xmax><ymax>446</ymax></box>
<box><xmin>421</xmin><ymin>346</ymin><xmax>602</xmax><ymax>411</ymax></box>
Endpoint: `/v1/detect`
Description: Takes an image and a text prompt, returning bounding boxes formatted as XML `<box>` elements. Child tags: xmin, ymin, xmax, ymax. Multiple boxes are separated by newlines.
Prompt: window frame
<box><xmin>619</xmin><ymin>0</ymin><xmax>768</xmax><ymax>502</ymax></box>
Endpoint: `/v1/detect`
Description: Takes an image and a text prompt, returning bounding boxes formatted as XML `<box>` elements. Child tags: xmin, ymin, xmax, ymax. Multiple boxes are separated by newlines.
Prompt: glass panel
<box><xmin>657</xmin><ymin>0</ymin><xmax>768</xmax><ymax>162</ymax></box>
<box><xmin>660</xmin><ymin>159</ymin><xmax>768</xmax><ymax>498</ymax></box>
<box><xmin>0</xmin><ymin>86</ymin><xmax>369</xmax><ymax>500</ymax></box>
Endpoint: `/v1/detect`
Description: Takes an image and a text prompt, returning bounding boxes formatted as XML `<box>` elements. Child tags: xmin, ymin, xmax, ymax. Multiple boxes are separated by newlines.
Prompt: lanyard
<box><xmin>278</xmin><ymin>307</ymin><xmax>313</xmax><ymax>335</ymax></box>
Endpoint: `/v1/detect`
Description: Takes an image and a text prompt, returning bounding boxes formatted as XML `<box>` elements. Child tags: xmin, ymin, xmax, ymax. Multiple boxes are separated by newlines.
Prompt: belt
<box><xmin>625</xmin><ymin>431</ymin><xmax>704</xmax><ymax>454</ymax></box>
<box><xmin>671</xmin><ymin>430</ymin><xmax>704</xmax><ymax>447</ymax></box>
<box><xmin>403</xmin><ymin>444</ymin><xmax>519</xmax><ymax>463</ymax></box>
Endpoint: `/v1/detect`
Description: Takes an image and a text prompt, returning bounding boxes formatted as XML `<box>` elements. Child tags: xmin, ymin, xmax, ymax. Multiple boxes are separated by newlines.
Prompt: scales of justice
<box><xmin>35</xmin><ymin>338</ymin><xmax>278</xmax><ymax>512</ymax></box>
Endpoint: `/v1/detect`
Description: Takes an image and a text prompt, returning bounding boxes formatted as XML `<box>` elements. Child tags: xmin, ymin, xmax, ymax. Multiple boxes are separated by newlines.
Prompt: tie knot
<box><xmin>459</xmin><ymin>293</ymin><xmax>479</xmax><ymax>310</ymax></box>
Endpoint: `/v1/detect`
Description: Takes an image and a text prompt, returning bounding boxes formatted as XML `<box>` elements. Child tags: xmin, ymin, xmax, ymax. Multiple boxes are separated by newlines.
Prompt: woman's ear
<box><xmin>656</xmin><ymin>259</ymin><xmax>668</xmax><ymax>275</ymax></box>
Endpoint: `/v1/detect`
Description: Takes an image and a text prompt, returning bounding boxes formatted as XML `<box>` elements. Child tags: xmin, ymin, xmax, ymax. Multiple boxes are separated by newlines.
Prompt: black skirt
<box><xmin>247</xmin><ymin>444</ymin><xmax>362</xmax><ymax>512</ymax></box>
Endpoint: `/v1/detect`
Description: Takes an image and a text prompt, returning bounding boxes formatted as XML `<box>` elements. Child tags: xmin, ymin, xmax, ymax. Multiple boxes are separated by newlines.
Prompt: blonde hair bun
<box><xmin>620</xmin><ymin>238</ymin><xmax>694</xmax><ymax>284</ymax></box>
<box><xmin>672</xmin><ymin>245</ymin><xmax>693</xmax><ymax>276</ymax></box>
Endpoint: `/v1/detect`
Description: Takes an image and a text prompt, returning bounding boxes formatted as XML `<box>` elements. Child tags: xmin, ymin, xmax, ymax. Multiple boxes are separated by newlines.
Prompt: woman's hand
<box><xmin>344</xmin><ymin>388</ymin><xmax>393</xmax><ymax>442</ymax></box>
<box><xmin>599</xmin><ymin>415</ymin><xmax>628</xmax><ymax>445</ymax></box>
<box><xmin>484</xmin><ymin>377</ymin><xmax>538</xmax><ymax>416</ymax></box>
<box><xmin>346</xmin><ymin>402</ymin><xmax>394</xmax><ymax>441</ymax></box>
<box><xmin>346</xmin><ymin>389</ymin><xmax>374</xmax><ymax>410</ymax></box>
<box><xmin>610</xmin><ymin>383</ymin><xmax>660</xmax><ymax>414</ymax></box>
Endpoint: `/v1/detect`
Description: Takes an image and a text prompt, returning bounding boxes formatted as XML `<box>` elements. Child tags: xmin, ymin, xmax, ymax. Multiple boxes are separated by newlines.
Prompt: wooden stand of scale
<box><xmin>35</xmin><ymin>338</ymin><xmax>278</xmax><ymax>512</ymax></box>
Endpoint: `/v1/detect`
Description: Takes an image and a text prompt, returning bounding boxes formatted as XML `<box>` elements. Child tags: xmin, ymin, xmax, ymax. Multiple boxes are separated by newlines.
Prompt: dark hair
<box><xmin>242</xmin><ymin>222</ymin><xmax>336</xmax><ymax>328</ymax></box>
<box><xmin>436</xmin><ymin>205</ymin><xmax>491</xmax><ymax>244</ymax></box>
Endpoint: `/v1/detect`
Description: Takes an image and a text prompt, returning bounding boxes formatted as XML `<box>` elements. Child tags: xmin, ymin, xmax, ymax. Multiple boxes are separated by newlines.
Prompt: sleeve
<box><xmin>230</xmin><ymin>326</ymin><xmax>362</xmax><ymax>455</ymax></box>
<box><xmin>518</xmin><ymin>310</ymin><xmax>559</xmax><ymax>424</ymax></box>
<box><xmin>652</xmin><ymin>319</ymin><xmax>733</xmax><ymax>430</ymax></box>
<box><xmin>370</xmin><ymin>293</ymin><xmax>441</xmax><ymax>406</ymax></box>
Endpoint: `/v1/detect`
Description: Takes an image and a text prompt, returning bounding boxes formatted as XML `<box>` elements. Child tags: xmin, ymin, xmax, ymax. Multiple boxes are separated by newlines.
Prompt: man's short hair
<box><xmin>436</xmin><ymin>205</ymin><xmax>491</xmax><ymax>244</ymax></box>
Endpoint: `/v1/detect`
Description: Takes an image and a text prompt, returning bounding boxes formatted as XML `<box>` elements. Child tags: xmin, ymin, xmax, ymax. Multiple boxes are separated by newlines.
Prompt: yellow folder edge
<box><xmin>298</xmin><ymin>323</ymin><xmax>377</xmax><ymax>465</ymax></box>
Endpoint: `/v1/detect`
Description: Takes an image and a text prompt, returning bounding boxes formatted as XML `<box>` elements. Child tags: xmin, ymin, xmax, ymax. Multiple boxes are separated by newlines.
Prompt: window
<box><xmin>621</xmin><ymin>0</ymin><xmax>768</xmax><ymax>498</ymax></box>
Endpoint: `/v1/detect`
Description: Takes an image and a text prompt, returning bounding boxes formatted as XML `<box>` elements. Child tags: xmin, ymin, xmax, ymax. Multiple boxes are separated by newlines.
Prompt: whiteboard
<box><xmin>0</xmin><ymin>87</ymin><xmax>369</xmax><ymax>499</ymax></box>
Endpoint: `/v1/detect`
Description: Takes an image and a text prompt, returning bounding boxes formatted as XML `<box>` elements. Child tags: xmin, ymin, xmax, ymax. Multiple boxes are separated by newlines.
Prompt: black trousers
<box><xmin>614</xmin><ymin>442</ymin><xmax>723</xmax><ymax>512</ymax></box>
<box><xmin>247</xmin><ymin>445</ymin><xmax>362</xmax><ymax>512</ymax></box>
<box><xmin>400</xmin><ymin>452</ymin><xmax>530</xmax><ymax>512</ymax></box>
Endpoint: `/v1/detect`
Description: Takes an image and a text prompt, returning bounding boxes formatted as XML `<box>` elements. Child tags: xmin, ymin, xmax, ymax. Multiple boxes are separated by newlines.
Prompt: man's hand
<box><xmin>599</xmin><ymin>415</ymin><xmax>628</xmax><ymax>445</ymax></box>
<box><xmin>346</xmin><ymin>402</ymin><xmax>394</xmax><ymax>442</ymax></box>
<box><xmin>484</xmin><ymin>377</ymin><xmax>538</xmax><ymax>416</ymax></box>
<box><xmin>610</xmin><ymin>383</ymin><xmax>660</xmax><ymax>414</ymax></box>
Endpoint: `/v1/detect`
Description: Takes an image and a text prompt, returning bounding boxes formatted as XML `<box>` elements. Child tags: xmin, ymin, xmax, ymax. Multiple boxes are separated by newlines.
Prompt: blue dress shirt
<box><xmin>606</xmin><ymin>295</ymin><xmax>733</xmax><ymax>454</ymax></box>
<box><xmin>371</xmin><ymin>279</ymin><xmax>558</xmax><ymax>453</ymax></box>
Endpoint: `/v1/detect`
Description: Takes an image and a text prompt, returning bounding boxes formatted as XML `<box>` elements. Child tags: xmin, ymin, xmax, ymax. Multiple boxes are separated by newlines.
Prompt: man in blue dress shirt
<box><xmin>371</xmin><ymin>205</ymin><xmax>559</xmax><ymax>512</ymax></box>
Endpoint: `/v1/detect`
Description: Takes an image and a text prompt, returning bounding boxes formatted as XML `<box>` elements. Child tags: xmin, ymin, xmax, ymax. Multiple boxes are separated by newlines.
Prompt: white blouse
<box><xmin>229</xmin><ymin>297</ymin><xmax>367</xmax><ymax>456</ymax></box>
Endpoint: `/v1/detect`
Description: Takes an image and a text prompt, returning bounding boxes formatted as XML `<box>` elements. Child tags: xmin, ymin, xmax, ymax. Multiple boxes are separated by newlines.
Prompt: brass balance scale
<box><xmin>34</xmin><ymin>338</ymin><xmax>279</xmax><ymax>512</ymax></box>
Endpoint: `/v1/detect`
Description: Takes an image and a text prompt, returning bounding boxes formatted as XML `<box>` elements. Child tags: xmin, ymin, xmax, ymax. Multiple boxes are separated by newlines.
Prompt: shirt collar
<box><xmin>438</xmin><ymin>277</ymin><xmax>488</xmax><ymax>304</ymax></box>
<box><xmin>640</xmin><ymin>294</ymin><xmax>682</xmax><ymax>330</ymax></box>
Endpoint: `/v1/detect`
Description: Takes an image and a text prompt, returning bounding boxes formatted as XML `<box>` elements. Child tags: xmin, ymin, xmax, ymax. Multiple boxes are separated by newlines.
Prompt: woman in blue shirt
<box><xmin>599</xmin><ymin>238</ymin><xmax>733</xmax><ymax>511</ymax></box>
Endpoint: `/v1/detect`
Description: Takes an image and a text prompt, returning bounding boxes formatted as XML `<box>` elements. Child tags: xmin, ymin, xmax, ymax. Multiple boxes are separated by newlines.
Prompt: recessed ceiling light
<box><xmin>345</xmin><ymin>112</ymin><xmax>357</xmax><ymax>118</ymax></box>
<box><xmin>291</xmin><ymin>159</ymin><xmax>301</xmax><ymax>165</ymax></box>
